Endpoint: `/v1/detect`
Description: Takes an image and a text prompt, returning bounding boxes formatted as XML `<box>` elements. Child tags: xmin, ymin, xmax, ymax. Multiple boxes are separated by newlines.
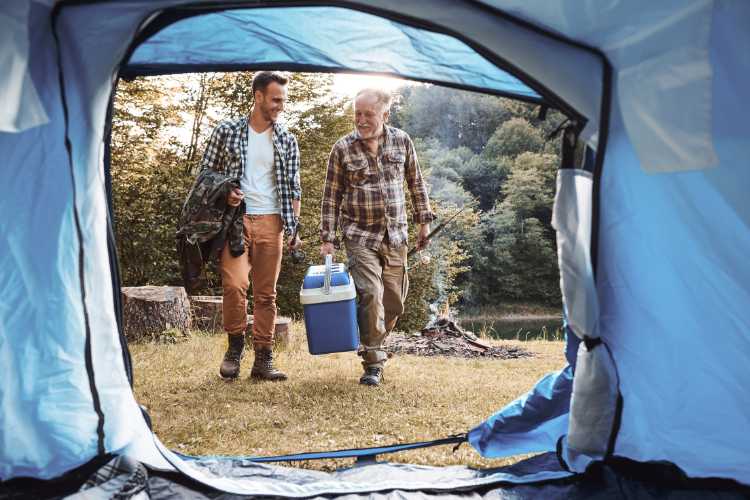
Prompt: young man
<box><xmin>199</xmin><ymin>71</ymin><xmax>302</xmax><ymax>381</ymax></box>
<box><xmin>319</xmin><ymin>87</ymin><xmax>435</xmax><ymax>386</ymax></box>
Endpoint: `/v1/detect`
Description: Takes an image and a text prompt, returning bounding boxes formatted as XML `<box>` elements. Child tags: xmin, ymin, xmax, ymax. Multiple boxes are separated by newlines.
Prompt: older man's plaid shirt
<box><xmin>320</xmin><ymin>125</ymin><xmax>436</xmax><ymax>250</ymax></box>
<box><xmin>200</xmin><ymin>115</ymin><xmax>301</xmax><ymax>235</ymax></box>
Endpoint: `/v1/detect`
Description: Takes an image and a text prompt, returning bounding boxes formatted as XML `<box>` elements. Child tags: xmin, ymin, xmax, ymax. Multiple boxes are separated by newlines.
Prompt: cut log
<box><xmin>189</xmin><ymin>296</ymin><xmax>223</xmax><ymax>330</ymax></box>
<box><xmin>274</xmin><ymin>316</ymin><xmax>291</xmax><ymax>344</ymax></box>
<box><xmin>467</xmin><ymin>338</ymin><xmax>492</xmax><ymax>350</ymax></box>
<box><xmin>122</xmin><ymin>286</ymin><xmax>191</xmax><ymax>338</ymax></box>
<box><xmin>246</xmin><ymin>315</ymin><xmax>291</xmax><ymax>344</ymax></box>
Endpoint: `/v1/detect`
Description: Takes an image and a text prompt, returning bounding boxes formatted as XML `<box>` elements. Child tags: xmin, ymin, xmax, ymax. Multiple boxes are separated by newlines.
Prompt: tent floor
<box><xmin>1</xmin><ymin>452</ymin><xmax>748</xmax><ymax>499</ymax></box>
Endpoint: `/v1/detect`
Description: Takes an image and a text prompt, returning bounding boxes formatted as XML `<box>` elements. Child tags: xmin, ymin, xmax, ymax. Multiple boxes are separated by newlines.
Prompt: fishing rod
<box><xmin>407</xmin><ymin>195</ymin><xmax>480</xmax><ymax>259</ymax></box>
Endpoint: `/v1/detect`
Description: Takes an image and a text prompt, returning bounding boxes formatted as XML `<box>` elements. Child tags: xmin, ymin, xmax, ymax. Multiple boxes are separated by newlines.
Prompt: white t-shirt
<box><xmin>241</xmin><ymin>124</ymin><xmax>280</xmax><ymax>215</ymax></box>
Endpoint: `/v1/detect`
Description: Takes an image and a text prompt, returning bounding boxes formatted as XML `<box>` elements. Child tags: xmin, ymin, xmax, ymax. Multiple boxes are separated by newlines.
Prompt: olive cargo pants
<box><xmin>344</xmin><ymin>234</ymin><xmax>409</xmax><ymax>369</ymax></box>
<box><xmin>220</xmin><ymin>214</ymin><xmax>283</xmax><ymax>350</ymax></box>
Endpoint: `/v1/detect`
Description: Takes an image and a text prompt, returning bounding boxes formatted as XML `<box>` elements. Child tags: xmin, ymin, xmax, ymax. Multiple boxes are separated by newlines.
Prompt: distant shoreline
<box><xmin>457</xmin><ymin>314</ymin><xmax>563</xmax><ymax>322</ymax></box>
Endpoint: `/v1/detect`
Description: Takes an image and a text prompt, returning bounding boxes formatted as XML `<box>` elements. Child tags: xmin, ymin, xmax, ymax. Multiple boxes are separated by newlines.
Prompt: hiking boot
<box><xmin>359</xmin><ymin>367</ymin><xmax>383</xmax><ymax>386</ymax></box>
<box><xmin>251</xmin><ymin>347</ymin><xmax>287</xmax><ymax>381</ymax></box>
<box><xmin>219</xmin><ymin>333</ymin><xmax>246</xmax><ymax>378</ymax></box>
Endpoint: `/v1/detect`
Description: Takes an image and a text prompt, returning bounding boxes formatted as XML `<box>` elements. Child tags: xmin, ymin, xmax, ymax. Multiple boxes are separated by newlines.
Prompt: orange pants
<box><xmin>220</xmin><ymin>214</ymin><xmax>283</xmax><ymax>350</ymax></box>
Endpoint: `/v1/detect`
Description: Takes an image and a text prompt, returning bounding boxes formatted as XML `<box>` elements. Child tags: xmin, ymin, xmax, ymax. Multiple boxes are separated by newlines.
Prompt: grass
<box><xmin>129</xmin><ymin>322</ymin><xmax>566</xmax><ymax>472</ymax></box>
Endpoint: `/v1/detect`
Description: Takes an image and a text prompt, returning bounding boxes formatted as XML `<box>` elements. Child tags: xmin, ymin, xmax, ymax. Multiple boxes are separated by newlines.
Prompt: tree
<box><xmin>111</xmin><ymin>77</ymin><xmax>189</xmax><ymax>287</ymax></box>
<box><xmin>482</xmin><ymin>117</ymin><xmax>546</xmax><ymax>163</ymax></box>
<box><xmin>456</xmin><ymin>152</ymin><xmax>561</xmax><ymax>307</ymax></box>
<box><xmin>392</xmin><ymin>85</ymin><xmax>509</xmax><ymax>153</ymax></box>
<box><xmin>387</xmin><ymin>85</ymin><xmax>572</xmax><ymax>310</ymax></box>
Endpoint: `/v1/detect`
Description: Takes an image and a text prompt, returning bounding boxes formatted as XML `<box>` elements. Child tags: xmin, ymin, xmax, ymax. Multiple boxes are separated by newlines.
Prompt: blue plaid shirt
<box><xmin>200</xmin><ymin>115</ymin><xmax>301</xmax><ymax>235</ymax></box>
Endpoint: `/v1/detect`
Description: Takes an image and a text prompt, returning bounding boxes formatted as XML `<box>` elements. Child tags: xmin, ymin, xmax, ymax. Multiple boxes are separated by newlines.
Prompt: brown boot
<box><xmin>251</xmin><ymin>347</ymin><xmax>287</xmax><ymax>381</ymax></box>
<box><xmin>219</xmin><ymin>333</ymin><xmax>246</xmax><ymax>378</ymax></box>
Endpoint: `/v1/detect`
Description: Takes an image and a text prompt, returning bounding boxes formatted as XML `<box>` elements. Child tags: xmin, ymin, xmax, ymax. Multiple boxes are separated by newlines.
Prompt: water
<box><xmin>457</xmin><ymin>317</ymin><xmax>565</xmax><ymax>341</ymax></box>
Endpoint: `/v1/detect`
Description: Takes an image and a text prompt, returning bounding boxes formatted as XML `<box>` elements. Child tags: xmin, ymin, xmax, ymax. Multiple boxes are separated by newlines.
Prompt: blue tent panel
<box><xmin>469</xmin><ymin>367</ymin><xmax>573</xmax><ymax>458</ymax></box>
<box><xmin>127</xmin><ymin>7</ymin><xmax>542</xmax><ymax>101</ymax></box>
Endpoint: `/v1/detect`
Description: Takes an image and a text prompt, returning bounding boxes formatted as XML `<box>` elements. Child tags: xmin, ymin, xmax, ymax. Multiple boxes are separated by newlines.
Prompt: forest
<box><xmin>111</xmin><ymin>72</ymin><xmax>567</xmax><ymax>332</ymax></box>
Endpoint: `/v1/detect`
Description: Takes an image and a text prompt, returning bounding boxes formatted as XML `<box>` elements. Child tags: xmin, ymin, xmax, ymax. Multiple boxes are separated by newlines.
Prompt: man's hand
<box><xmin>227</xmin><ymin>187</ymin><xmax>244</xmax><ymax>207</ymax></box>
<box><xmin>416</xmin><ymin>223</ymin><xmax>431</xmax><ymax>251</ymax></box>
<box><xmin>287</xmin><ymin>234</ymin><xmax>302</xmax><ymax>251</ymax></box>
<box><xmin>320</xmin><ymin>242</ymin><xmax>337</xmax><ymax>261</ymax></box>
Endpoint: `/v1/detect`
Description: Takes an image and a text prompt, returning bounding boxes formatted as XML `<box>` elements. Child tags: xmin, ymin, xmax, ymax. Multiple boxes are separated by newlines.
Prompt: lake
<box><xmin>457</xmin><ymin>317</ymin><xmax>565</xmax><ymax>341</ymax></box>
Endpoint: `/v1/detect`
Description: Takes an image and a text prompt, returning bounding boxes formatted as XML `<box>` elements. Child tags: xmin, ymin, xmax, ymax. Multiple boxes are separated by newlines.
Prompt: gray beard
<box><xmin>357</xmin><ymin>125</ymin><xmax>374</xmax><ymax>138</ymax></box>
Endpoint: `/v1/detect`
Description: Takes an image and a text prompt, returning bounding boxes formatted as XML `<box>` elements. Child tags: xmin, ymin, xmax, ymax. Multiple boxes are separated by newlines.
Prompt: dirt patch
<box><xmin>388</xmin><ymin>319</ymin><xmax>535</xmax><ymax>360</ymax></box>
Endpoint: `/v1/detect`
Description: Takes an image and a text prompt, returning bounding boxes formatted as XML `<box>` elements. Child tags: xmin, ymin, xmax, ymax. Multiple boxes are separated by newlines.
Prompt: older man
<box><xmin>320</xmin><ymin>87</ymin><xmax>436</xmax><ymax>386</ymax></box>
<box><xmin>199</xmin><ymin>71</ymin><xmax>302</xmax><ymax>381</ymax></box>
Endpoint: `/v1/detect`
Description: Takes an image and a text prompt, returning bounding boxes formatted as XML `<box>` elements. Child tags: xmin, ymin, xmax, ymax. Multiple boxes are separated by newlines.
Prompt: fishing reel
<box><xmin>407</xmin><ymin>251</ymin><xmax>432</xmax><ymax>271</ymax></box>
<box><xmin>290</xmin><ymin>248</ymin><xmax>307</xmax><ymax>265</ymax></box>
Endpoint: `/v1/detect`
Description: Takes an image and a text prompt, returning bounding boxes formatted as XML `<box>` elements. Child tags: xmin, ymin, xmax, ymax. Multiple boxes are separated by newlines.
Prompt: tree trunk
<box><xmin>122</xmin><ymin>286</ymin><xmax>191</xmax><ymax>339</ymax></box>
<box><xmin>246</xmin><ymin>315</ymin><xmax>291</xmax><ymax>345</ymax></box>
<box><xmin>189</xmin><ymin>296</ymin><xmax>223</xmax><ymax>330</ymax></box>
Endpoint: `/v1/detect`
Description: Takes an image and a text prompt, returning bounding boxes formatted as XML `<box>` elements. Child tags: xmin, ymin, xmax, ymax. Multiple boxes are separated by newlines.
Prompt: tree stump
<box><xmin>121</xmin><ymin>286</ymin><xmax>191</xmax><ymax>338</ymax></box>
<box><xmin>246</xmin><ymin>315</ymin><xmax>291</xmax><ymax>344</ymax></box>
<box><xmin>189</xmin><ymin>296</ymin><xmax>223</xmax><ymax>330</ymax></box>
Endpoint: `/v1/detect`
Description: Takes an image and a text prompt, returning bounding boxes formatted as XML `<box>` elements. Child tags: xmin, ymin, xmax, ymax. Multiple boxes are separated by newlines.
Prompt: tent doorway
<box><xmin>112</xmin><ymin>72</ymin><xmax>574</xmax><ymax>470</ymax></box>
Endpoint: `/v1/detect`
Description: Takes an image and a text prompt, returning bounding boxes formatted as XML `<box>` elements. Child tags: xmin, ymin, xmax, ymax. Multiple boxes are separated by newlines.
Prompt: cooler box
<box><xmin>300</xmin><ymin>255</ymin><xmax>358</xmax><ymax>355</ymax></box>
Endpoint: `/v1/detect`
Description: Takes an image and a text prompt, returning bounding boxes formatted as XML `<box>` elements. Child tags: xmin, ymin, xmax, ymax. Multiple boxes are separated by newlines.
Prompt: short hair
<box><xmin>354</xmin><ymin>87</ymin><xmax>392</xmax><ymax>112</ymax></box>
<box><xmin>252</xmin><ymin>71</ymin><xmax>289</xmax><ymax>97</ymax></box>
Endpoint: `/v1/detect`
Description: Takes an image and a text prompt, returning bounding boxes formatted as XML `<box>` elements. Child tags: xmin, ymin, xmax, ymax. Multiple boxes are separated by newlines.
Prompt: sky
<box><xmin>330</xmin><ymin>73</ymin><xmax>414</xmax><ymax>98</ymax></box>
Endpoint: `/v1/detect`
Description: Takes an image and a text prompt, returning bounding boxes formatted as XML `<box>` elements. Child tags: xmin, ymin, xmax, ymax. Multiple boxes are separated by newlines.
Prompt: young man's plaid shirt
<box><xmin>199</xmin><ymin>115</ymin><xmax>301</xmax><ymax>235</ymax></box>
<box><xmin>320</xmin><ymin>125</ymin><xmax>436</xmax><ymax>250</ymax></box>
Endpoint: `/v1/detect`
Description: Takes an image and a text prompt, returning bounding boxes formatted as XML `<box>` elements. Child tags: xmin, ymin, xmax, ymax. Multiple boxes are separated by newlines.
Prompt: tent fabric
<box><xmin>468</xmin><ymin>367</ymin><xmax>572</xmax><ymax>458</ymax></box>
<box><xmin>565</xmin><ymin>342</ymin><xmax>619</xmax><ymax>469</ymax></box>
<box><xmin>126</xmin><ymin>7</ymin><xmax>542</xmax><ymax>101</ymax></box>
<box><xmin>0</xmin><ymin>1</ymin><xmax>48</xmax><ymax>132</ymax></box>
<box><xmin>552</xmin><ymin>170</ymin><xmax>598</xmax><ymax>342</ymax></box>
<box><xmin>5</xmin><ymin>452</ymin><xmax>749</xmax><ymax>500</ymax></box>
<box><xmin>144</xmin><ymin>440</ymin><xmax>572</xmax><ymax>498</ymax></box>
<box><xmin>122</xmin><ymin>0</ymin><xmax>605</xmax><ymax>143</ymax></box>
<box><xmin>551</xmin><ymin>168</ymin><xmax>619</xmax><ymax>469</ymax></box>
<box><xmin>2</xmin><ymin>0</ymin><xmax>750</xmax><ymax>493</ymax></box>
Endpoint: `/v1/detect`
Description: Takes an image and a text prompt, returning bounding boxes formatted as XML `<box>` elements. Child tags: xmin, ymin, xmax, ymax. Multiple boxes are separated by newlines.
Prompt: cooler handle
<box><xmin>323</xmin><ymin>254</ymin><xmax>332</xmax><ymax>295</ymax></box>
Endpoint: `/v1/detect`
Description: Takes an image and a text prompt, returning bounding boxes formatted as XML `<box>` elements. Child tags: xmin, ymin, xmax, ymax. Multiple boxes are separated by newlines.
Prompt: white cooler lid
<box><xmin>299</xmin><ymin>282</ymin><xmax>356</xmax><ymax>305</ymax></box>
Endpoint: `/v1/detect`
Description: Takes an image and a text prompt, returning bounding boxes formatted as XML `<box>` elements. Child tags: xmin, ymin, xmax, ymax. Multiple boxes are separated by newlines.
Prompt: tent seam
<box><xmin>51</xmin><ymin>2</ymin><xmax>106</xmax><ymax>456</ymax></box>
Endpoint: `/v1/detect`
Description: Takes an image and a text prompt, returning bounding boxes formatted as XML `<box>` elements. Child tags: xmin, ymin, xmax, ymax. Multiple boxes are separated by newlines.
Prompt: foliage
<box><xmin>389</xmin><ymin>85</ymin><xmax>509</xmax><ymax>153</ymax></box>
<box><xmin>457</xmin><ymin>152</ymin><xmax>561</xmax><ymax>305</ymax></box>
<box><xmin>111</xmin><ymin>77</ymin><xmax>189</xmax><ymax>287</ymax></box>
<box><xmin>483</xmin><ymin>117</ymin><xmax>548</xmax><ymax>163</ymax></box>
<box><xmin>389</xmin><ymin>84</ymin><xmax>567</xmax><ymax>309</ymax></box>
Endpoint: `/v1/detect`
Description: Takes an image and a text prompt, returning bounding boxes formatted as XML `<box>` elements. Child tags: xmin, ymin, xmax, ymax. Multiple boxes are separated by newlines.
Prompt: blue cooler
<box><xmin>300</xmin><ymin>255</ymin><xmax>359</xmax><ymax>354</ymax></box>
